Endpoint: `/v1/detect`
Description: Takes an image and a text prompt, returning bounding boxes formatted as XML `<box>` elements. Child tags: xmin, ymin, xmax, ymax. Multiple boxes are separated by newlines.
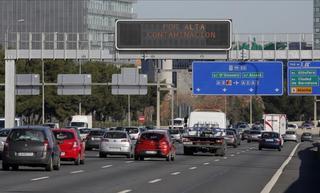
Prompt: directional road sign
<box><xmin>192</xmin><ymin>61</ymin><xmax>283</xmax><ymax>95</ymax></box>
<box><xmin>288</xmin><ymin>61</ymin><xmax>320</xmax><ymax>95</ymax></box>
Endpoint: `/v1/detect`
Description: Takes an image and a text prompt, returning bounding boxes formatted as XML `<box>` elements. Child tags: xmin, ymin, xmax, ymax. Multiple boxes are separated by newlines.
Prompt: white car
<box><xmin>99</xmin><ymin>131</ymin><xmax>132</xmax><ymax>158</ymax></box>
<box><xmin>283</xmin><ymin>130</ymin><xmax>298</xmax><ymax>142</ymax></box>
<box><xmin>0</xmin><ymin>128</ymin><xmax>10</xmax><ymax>152</ymax></box>
<box><xmin>124</xmin><ymin>127</ymin><xmax>146</xmax><ymax>140</ymax></box>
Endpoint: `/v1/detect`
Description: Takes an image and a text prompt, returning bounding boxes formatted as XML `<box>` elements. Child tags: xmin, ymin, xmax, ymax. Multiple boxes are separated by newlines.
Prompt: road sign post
<box><xmin>192</xmin><ymin>61</ymin><xmax>283</xmax><ymax>95</ymax></box>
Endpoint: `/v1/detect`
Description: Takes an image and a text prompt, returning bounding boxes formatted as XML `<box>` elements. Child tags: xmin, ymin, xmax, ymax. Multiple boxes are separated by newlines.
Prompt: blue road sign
<box><xmin>192</xmin><ymin>61</ymin><xmax>283</xmax><ymax>95</ymax></box>
<box><xmin>288</xmin><ymin>61</ymin><xmax>320</xmax><ymax>96</ymax></box>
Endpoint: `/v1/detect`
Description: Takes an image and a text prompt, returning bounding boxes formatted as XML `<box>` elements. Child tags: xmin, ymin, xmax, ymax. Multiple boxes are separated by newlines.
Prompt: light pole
<box><xmin>6</xmin><ymin>19</ymin><xmax>25</xmax><ymax>48</ymax></box>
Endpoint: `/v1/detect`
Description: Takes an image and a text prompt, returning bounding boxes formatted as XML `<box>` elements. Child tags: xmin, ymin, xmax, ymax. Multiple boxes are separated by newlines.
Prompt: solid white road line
<box><xmin>102</xmin><ymin>165</ymin><xmax>113</xmax><ymax>168</ymax></box>
<box><xmin>31</xmin><ymin>176</ymin><xmax>49</xmax><ymax>181</ymax></box>
<box><xmin>70</xmin><ymin>170</ymin><xmax>84</xmax><ymax>174</ymax></box>
<box><xmin>149</xmin><ymin>179</ymin><xmax>162</xmax><ymax>184</ymax></box>
<box><xmin>189</xmin><ymin>167</ymin><xmax>197</xmax><ymax>170</ymax></box>
<box><xmin>117</xmin><ymin>189</ymin><xmax>132</xmax><ymax>193</ymax></box>
<box><xmin>260</xmin><ymin>143</ymin><xmax>300</xmax><ymax>193</ymax></box>
<box><xmin>203</xmin><ymin>162</ymin><xmax>210</xmax><ymax>165</ymax></box>
<box><xmin>171</xmin><ymin>172</ymin><xmax>181</xmax><ymax>175</ymax></box>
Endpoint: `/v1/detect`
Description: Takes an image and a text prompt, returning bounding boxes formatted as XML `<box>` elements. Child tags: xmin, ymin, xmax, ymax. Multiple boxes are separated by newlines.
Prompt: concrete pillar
<box><xmin>5</xmin><ymin>60</ymin><xmax>16</xmax><ymax>128</ymax></box>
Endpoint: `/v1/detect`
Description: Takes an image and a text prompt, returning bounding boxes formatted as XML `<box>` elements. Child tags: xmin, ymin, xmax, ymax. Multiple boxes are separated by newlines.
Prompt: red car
<box><xmin>134</xmin><ymin>130</ymin><xmax>176</xmax><ymax>161</ymax></box>
<box><xmin>53</xmin><ymin>128</ymin><xmax>85</xmax><ymax>165</ymax></box>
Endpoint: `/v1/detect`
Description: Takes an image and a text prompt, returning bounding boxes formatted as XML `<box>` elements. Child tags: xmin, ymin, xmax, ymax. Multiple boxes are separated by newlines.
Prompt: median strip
<box><xmin>31</xmin><ymin>176</ymin><xmax>49</xmax><ymax>181</ymax></box>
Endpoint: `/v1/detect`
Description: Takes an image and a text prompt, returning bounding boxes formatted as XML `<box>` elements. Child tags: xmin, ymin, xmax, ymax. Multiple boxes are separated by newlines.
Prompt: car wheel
<box><xmin>278</xmin><ymin>147</ymin><xmax>281</xmax><ymax>151</ymax></box>
<box><xmin>80</xmin><ymin>158</ymin><xmax>85</xmax><ymax>165</ymax></box>
<box><xmin>45</xmin><ymin>157</ymin><xmax>53</xmax><ymax>171</ymax></box>
<box><xmin>74</xmin><ymin>155</ymin><xmax>80</xmax><ymax>165</ymax></box>
<box><xmin>139</xmin><ymin>156</ymin><xmax>144</xmax><ymax>161</ymax></box>
<box><xmin>99</xmin><ymin>152</ymin><xmax>106</xmax><ymax>158</ymax></box>
<box><xmin>259</xmin><ymin>146</ymin><xmax>262</xmax><ymax>150</ymax></box>
<box><xmin>126</xmin><ymin>154</ymin><xmax>131</xmax><ymax>159</ymax></box>
<box><xmin>233</xmin><ymin>143</ymin><xmax>238</xmax><ymax>148</ymax></box>
<box><xmin>2</xmin><ymin>162</ymin><xmax>9</xmax><ymax>171</ymax></box>
<box><xmin>12</xmin><ymin>165</ymin><xmax>19</xmax><ymax>171</ymax></box>
<box><xmin>171</xmin><ymin>153</ymin><xmax>175</xmax><ymax>161</ymax></box>
<box><xmin>54</xmin><ymin>157</ymin><xmax>61</xmax><ymax>170</ymax></box>
<box><xmin>301</xmin><ymin>140</ymin><xmax>304</xmax><ymax>142</ymax></box>
<box><xmin>166</xmin><ymin>155</ymin><xmax>170</xmax><ymax>161</ymax></box>
<box><xmin>134</xmin><ymin>155</ymin><xmax>139</xmax><ymax>161</ymax></box>
<box><xmin>247</xmin><ymin>140</ymin><xmax>251</xmax><ymax>143</ymax></box>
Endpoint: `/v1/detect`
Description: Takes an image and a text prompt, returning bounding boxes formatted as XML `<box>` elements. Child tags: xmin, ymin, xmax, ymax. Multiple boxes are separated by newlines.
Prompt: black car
<box><xmin>226</xmin><ymin>128</ymin><xmax>241</xmax><ymax>146</ymax></box>
<box><xmin>2</xmin><ymin>126</ymin><xmax>61</xmax><ymax>171</ymax></box>
<box><xmin>259</xmin><ymin>132</ymin><xmax>282</xmax><ymax>151</ymax></box>
<box><xmin>85</xmin><ymin>129</ymin><xmax>106</xmax><ymax>150</ymax></box>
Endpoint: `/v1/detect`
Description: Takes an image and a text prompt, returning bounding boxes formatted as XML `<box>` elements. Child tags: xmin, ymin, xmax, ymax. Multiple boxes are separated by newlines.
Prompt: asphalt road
<box><xmin>0</xmin><ymin>140</ymin><xmax>311</xmax><ymax>193</ymax></box>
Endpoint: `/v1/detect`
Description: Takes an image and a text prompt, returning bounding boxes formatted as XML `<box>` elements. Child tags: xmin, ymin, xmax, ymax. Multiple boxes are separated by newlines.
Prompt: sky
<box><xmin>133</xmin><ymin>0</ymin><xmax>313</xmax><ymax>33</ymax></box>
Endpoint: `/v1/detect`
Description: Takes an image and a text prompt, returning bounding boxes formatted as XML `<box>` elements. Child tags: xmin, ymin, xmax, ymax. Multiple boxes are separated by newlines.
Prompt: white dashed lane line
<box><xmin>223</xmin><ymin>157</ymin><xmax>228</xmax><ymax>159</ymax></box>
<box><xmin>236</xmin><ymin>152</ymin><xmax>240</xmax><ymax>154</ymax></box>
<box><xmin>102</xmin><ymin>165</ymin><xmax>113</xmax><ymax>168</ymax></box>
<box><xmin>125</xmin><ymin>161</ymin><xmax>134</xmax><ymax>164</ymax></box>
<box><xmin>31</xmin><ymin>176</ymin><xmax>49</xmax><ymax>181</ymax></box>
<box><xmin>149</xmin><ymin>179</ymin><xmax>162</xmax><ymax>184</ymax></box>
<box><xmin>171</xmin><ymin>172</ymin><xmax>181</xmax><ymax>176</ymax></box>
<box><xmin>117</xmin><ymin>189</ymin><xmax>132</xmax><ymax>193</ymax></box>
<box><xmin>203</xmin><ymin>162</ymin><xmax>210</xmax><ymax>165</ymax></box>
<box><xmin>189</xmin><ymin>167</ymin><xmax>197</xmax><ymax>170</ymax></box>
<box><xmin>214</xmin><ymin>159</ymin><xmax>220</xmax><ymax>162</ymax></box>
<box><xmin>230</xmin><ymin>154</ymin><xmax>235</xmax><ymax>157</ymax></box>
<box><xmin>70</xmin><ymin>170</ymin><xmax>84</xmax><ymax>174</ymax></box>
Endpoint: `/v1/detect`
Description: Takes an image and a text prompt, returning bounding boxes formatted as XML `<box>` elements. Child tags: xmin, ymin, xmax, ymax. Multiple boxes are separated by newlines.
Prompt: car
<box><xmin>259</xmin><ymin>131</ymin><xmax>282</xmax><ymax>151</ymax></box>
<box><xmin>287</xmin><ymin>123</ymin><xmax>298</xmax><ymax>130</ymax></box>
<box><xmin>134</xmin><ymin>130</ymin><xmax>176</xmax><ymax>161</ymax></box>
<box><xmin>2</xmin><ymin>126</ymin><xmax>61</xmax><ymax>171</ymax></box>
<box><xmin>42</xmin><ymin>122</ymin><xmax>59</xmax><ymax>129</ymax></box>
<box><xmin>168</xmin><ymin>129</ymin><xmax>182</xmax><ymax>143</ymax></box>
<box><xmin>85</xmin><ymin>129</ymin><xmax>106</xmax><ymax>150</ymax></box>
<box><xmin>78</xmin><ymin>128</ymin><xmax>91</xmax><ymax>140</ymax></box>
<box><xmin>226</xmin><ymin>128</ymin><xmax>241</xmax><ymax>146</ymax></box>
<box><xmin>0</xmin><ymin>128</ymin><xmax>11</xmax><ymax>156</ymax></box>
<box><xmin>301</xmin><ymin>122</ymin><xmax>314</xmax><ymax>130</ymax></box>
<box><xmin>53</xmin><ymin>128</ymin><xmax>85</xmax><ymax>165</ymax></box>
<box><xmin>225</xmin><ymin>130</ymin><xmax>238</xmax><ymax>148</ymax></box>
<box><xmin>301</xmin><ymin>132</ymin><xmax>313</xmax><ymax>142</ymax></box>
<box><xmin>247</xmin><ymin>130</ymin><xmax>262</xmax><ymax>143</ymax></box>
<box><xmin>283</xmin><ymin>130</ymin><xmax>298</xmax><ymax>142</ymax></box>
<box><xmin>241</xmin><ymin>130</ymin><xmax>250</xmax><ymax>140</ymax></box>
<box><xmin>124</xmin><ymin>127</ymin><xmax>145</xmax><ymax>140</ymax></box>
<box><xmin>99</xmin><ymin>131</ymin><xmax>133</xmax><ymax>158</ymax></box>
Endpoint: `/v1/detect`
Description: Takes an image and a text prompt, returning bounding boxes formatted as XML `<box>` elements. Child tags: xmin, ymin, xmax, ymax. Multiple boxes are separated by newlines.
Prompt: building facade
<box><xmin>0</xmin><ymin>0</ymin><xmax>136</xmax><ymax>45</ymax></box>
<box><xmin>315</xmin><ymin>0</ymin><xmax>320</xmax><ymax>49</ymax></box>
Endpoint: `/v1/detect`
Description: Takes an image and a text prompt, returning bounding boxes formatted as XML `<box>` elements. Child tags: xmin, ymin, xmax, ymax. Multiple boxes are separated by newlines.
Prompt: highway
<box><xmin>0</xmin><ymin>140</ymin><xmax>313</xmax><ymax>193</ymax></box>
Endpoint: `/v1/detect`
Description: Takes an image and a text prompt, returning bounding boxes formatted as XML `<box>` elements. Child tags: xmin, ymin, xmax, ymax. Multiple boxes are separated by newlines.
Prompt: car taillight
<box><xmin>73</xmin><ymin>141</ymin><xmax>79</xmax><ymax>148</ymax></box>
<box><xmin>44</xmin><ymin>140</ymin><xmax>49</xmax><ymax>151</ymax></box>
<box><xmin>216</xmin><ymin>139</ymin><xmax>223</xmax><ymax>144</ymax></box>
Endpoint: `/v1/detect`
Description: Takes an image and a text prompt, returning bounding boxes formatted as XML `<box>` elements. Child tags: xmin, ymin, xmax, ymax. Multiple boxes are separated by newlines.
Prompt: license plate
<box><xmin>145</xmin><ymin>151</ymin><xmax>157</xmax><ymax>154</ymax></box>
<box><xmin>17</xmin><ymin>152</ymin><xmax>33</xmax><ymax>157</ymax></box>
<box><xmin>183</xmin><ymin>142</ymin><xmax>192</xmax><ymax>145</ymax></box>
<box><xmin>61</xmin><ymin>152</ymin><xmax>65</xmax><ymax>156</ymax></box>
<box><xmin>94</xmin><ymin>138</ymin><xmax>101</xmax><ymax>141</ymax></box>
<box><xmin>266</xmin><ymin>139</ymin><xmax>274</xmax><ymax>142</ymax></box>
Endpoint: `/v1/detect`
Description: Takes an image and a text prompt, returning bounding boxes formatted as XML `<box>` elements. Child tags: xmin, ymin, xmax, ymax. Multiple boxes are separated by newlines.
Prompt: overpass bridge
<box><xmin>3</xmin><ymin>32</ymin><xmax>318</xmax><ymax>60</ymax></box>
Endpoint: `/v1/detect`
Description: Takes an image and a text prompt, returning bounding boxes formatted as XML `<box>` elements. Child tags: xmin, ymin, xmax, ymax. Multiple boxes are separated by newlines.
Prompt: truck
<box><xmin>70</xmin><ymin>115</ymin><xmax>92</xmax><ymax>129</ymax></box>
<box><xmin>169</xmin><ymin>118</ymin><xmax>185</xmax><ymax>130</ymax></box>
<box><xmin>182</xmin><ymin>111</ymin><xmax>227</xmax><ymax>156</ymax></box>
<box><xmin>263</xmin><ymin>114</ymin><xmax>287</xmax><ymax>145</ymax></box>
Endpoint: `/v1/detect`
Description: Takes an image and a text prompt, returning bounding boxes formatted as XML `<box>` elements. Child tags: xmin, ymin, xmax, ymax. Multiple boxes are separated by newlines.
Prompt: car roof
<box><xmin>52</xmin><ymin>128</ymin><xmax>76</xmax><ymax>133</ymax></box>
<box><xmin>105</xmin><ymin>130</ymin><xmax>127</xmax><ymax>133</ymax></box>
<box><xmin>12</xmin><ymin>126</ymin><xmax>49</xmax><ymax>130</ymax></box>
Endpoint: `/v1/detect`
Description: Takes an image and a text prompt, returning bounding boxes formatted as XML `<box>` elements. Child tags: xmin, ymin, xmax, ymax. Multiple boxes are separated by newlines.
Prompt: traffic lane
<box><xmin>131</xmin><ymin>142</ymin><xmax>297</xmax><ymax>193</ymax></box>
<box><xmin>271</xmin><ymin>140</ymin><xmax>320</xmax><ymax>193</ymax></box>
<box><xmin>0</xmin><ymin>142</ymin><xmax>257</xmax><ymax>193</ymax></box>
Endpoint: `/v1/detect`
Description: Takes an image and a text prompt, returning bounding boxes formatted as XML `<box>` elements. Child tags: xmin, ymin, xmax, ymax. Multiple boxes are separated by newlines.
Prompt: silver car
<box><xmin>99</xmin><ymin>131</ymin><xmax>132</xmax><ymax>158</ymax></box>
<box><xmin>0</xmin><ymin>128</ymin><xmax>11</xmax><ymax>153</ymax></box>
<box><xmin>247</xmin><ymin>130</ymin><xmax>262</xmax><ymax>143</ymax></box>
<box><xmin>283</xmin><ymin>130</ymin><xmax>298</xmax><ymax>142</ymax></box>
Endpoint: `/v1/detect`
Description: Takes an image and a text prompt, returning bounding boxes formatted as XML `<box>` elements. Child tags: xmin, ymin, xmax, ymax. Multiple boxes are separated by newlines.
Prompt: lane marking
<box><xmin>31</xmin><ymin>176</ymin><xmax>49</xmax><ymax>181</ymax></box>
<box><xmin>70</xmin><ymin>170</ymin><xmax>84</xmax><ymax>174</ymax></box>
<box><xmin>214</xmin><ymin>159</ymin><xmax>220</xmax><ymax>162</ymax></box>
<box><xmin>246</xmin><ymin>149</ymin><xmax>249</xmax><ymax>151</ymax></box>
<box><xmin>223</xmin><ymin>157</ymin><xmax>228</xmax><ymax>159</ymax></box>
<box><xmin>149</xmin><ymin>178</ymin><xmax>162</xmax><ymax>184</ymax></box>
<box><xmin>236</xmin><ymin>152</ymin><xmax>240</xmax><ymax>154</ymax></box>
<box><xmin>242</xmin><ymin>150</ymin><xmax>245</xmax><ymax>153</ymax></box>
<box><xmin>171</xmin><ymin>172</ymin><xmax>181</xmax><ymax>175</ymax></box>
<box><xmin>189</xmin><ymin>166</ymin><xmax>197</xmax><ymax>170</ymax></box>
<box><xmin>118</xmin><ymin>190</ymin><xmax>132</xmax><ymax>193</ymax></box>
<box><xmin>203</xmin><ymin>162</ymin><xmax>210</xmax><ymax>165</ymax></box>
<box><xmin>260</xmin><ymin>143</ymin><xmax>300</xmax><ymax>193</ymax></box>
<box><xmin>250</xmin><ymin>147</ymin><xmax>254</xmax><ymax>149</ymax></box>
<box><xmin>145</xmin><ymin>158</ymin><xmax>151</xmax><ymax>160</ymax></box>
<box><xmin>230</xmin><ymin>154</ymin><xmax>235</xmax><ymax>157</ymax></box>
<box><xmin>102</xmin><ymin>165</ymin><xmax>112</xmax><ymax>168</ymax></box>
<box><xmin>126</xmin><ymin>161</ymin><xmax>134</xmax><ymax>163</ymax></box>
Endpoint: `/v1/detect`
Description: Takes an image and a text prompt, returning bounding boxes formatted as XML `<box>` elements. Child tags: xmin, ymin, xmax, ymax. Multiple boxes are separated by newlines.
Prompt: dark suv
<box><xmin>2</xmin><ymin>126</ymin><xmax>61</xmax><ymax>171</ymax></box>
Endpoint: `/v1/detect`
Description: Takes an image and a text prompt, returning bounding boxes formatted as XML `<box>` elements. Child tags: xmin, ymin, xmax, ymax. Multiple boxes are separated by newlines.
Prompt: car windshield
<box><xmin>79</xmin><ymin>129</ymin><xmax>91</xmax><ymax>134</ymax></box>
<box><xmin>262</xmin><ymin>132</ymin><xmax>279</xmax><ymax>138</ymax></box>
<box><xmin>70</xmin><ymin>122</ymin><xmax>86</xmax><ymax>127</ymax></box>
<box><xmin>303</xmin><ymin>133</ymin><xmax>311</xmax><ymax>136</ymax></box>
<box><xmin>169</xmin><ymin>129</ymin><xmax>180</xmax><ymax>134</ymax></box>
<box><xmin>9</xmin><ymin>129</ymin><xmax>45</xmax><ymax>142</ymax></box>
<box><xmin>227</xmin><ymin>131</ymin><xmax>234</xmax><ymax>135</ymax></box>
<box><xmin>53</xmin><ymin>131</ymin><xmax>74</xmax><ymax>140</ymax></box>
<box><xmin>285</xmin><ymin>131</ymin><xmax>295</xmax><ymax>135</ymax></box>
<box><xmin>125</xmin><ymin>127</ymin><xmax>139</xmax><ymax>134</ymax></box>
<box><xmin>141</xmin><ymin>132</ymin><xmax>165</xmax><ymax>141</ymax></box>
<box><xmin>104</xmin><ymin>132</ymin><xmax>127</xmax><ymax>139</ymax></box>
<box><xmin>90</xmin><ymin>130</ymin><xmax>105</xmax><ymax>136</ymax></box>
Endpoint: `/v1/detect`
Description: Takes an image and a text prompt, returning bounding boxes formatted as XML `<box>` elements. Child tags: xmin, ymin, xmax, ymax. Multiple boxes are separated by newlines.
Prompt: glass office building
<box><xmin>0</xmin><ymin>0</ymin><xmax>136</xmax><ymax>45</ymax></box>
